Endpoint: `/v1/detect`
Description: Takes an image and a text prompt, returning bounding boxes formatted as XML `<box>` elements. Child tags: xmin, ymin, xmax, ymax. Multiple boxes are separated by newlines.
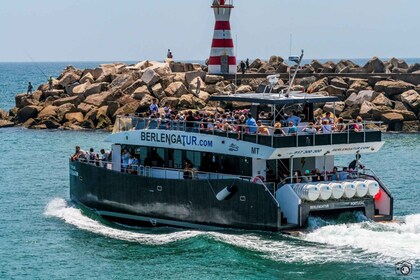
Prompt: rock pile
<box><xmin>2</xmin><ymin>57</ymin><xmax>419</xmax><ymax>132</ymax></box>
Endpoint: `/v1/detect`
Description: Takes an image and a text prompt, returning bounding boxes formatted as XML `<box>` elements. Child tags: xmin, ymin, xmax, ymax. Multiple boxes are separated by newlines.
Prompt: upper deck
<box><xmin>110</xmin><ymin>116</ymin><xmax>384</xmax><ymax>159</ymax></box>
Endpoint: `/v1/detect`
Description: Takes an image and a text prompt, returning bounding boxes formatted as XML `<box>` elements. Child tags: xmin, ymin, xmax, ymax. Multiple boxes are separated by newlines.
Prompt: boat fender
<box><xmin>317</xmin><ymin>183</ymin><xmax>332</xmax><ymax>200</ymax></box>
<box><xmin>354</xmin><ymin>181</ymin><xmax>368</xmax><ymax>197</ymax></box>
<box><xmin>364</xmin><ymin>180</ymin><xmax>380</xmax><ymax>196</ymax></box>
<box><xmin>252</xmin><ymin>176</ymin><xmax>266</xmax><ymax>184</ymax></box>
<box><xmin>216</xmin><ymin>185</ymin><xmax>237</xmax><ymax>201</ymax></box>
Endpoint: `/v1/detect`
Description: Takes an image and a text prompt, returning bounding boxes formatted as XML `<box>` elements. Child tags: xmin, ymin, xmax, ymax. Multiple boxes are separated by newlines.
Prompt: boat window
<box><xmin>186</xmin><ymin>151</ymin><xmax>201</xmax><ymax>170</ymax></box>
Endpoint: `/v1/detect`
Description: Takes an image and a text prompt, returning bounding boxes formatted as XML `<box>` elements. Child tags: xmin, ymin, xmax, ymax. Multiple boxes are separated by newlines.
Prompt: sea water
<box><xmin>0</xmin><ymin>63</ymin><xmax>419</xmax><ymax>279</ymax></box>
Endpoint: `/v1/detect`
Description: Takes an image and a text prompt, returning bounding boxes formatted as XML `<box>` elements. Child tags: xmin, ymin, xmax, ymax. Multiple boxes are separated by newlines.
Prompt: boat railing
<box><xmin>281</xmin><ymin>171</ymin><xmax>361</xmax><ymax>186</ymax></box>
<box><xmin>113</xmin><ymin>116</ymin><xmax>383</xmax><ymax>148</ymax></box>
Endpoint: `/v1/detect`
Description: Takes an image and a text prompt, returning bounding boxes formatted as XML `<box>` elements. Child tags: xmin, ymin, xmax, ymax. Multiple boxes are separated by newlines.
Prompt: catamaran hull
<box><xmin>69</xmin><ymin>161</ymin><xmax>284</xmax><ymax>231</ymax></box>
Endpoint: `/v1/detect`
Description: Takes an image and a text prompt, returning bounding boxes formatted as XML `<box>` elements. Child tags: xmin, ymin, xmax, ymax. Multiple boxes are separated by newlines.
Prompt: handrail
<box><xmin>253</xmin><ymin>177</ymin><xmax>280</xmax><ymax>208</ymax></box>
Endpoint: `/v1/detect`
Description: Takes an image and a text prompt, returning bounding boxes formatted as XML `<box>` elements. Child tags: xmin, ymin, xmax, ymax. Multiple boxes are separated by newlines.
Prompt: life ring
<box><xmin>252</xmin><ymin>176</ymin><xmax>265</xmax><ymax>183</ymax></box>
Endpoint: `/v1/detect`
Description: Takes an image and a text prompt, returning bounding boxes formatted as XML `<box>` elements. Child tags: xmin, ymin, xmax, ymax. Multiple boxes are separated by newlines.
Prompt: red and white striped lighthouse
<box><xmin>208</xmin><ymin>0</ymin><xmax>237</xmax><ymax>74</ymax></box>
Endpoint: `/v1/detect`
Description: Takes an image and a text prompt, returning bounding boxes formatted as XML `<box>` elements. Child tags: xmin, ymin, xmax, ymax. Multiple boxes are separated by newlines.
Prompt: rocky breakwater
<box><xmin>1</xmin><ymin>56</ymin><xmax>419</xmax><ymax>132</ymax></box>
<box><xmin>2</xmin><ymin>61</ymin><xmax>233</xmax><ymax>130</ymax></box>
<box><xmin>236</xmin><ymin>56</ymin><xmax>420</xmax><ymax>132</ymax></box>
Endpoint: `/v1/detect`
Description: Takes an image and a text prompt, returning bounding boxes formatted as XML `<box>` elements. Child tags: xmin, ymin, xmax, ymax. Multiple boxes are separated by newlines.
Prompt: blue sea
<box><xmin>0</xmin><ymin>62</ymin><xmax>419</xmax><ymax>279</ymax></box>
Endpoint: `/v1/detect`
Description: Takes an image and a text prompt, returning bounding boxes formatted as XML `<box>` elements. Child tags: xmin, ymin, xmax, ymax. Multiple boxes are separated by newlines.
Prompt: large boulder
<box><xmin>0</xmin><ymin>120</ymin><xmax>14</xmax><ymax>128</ymax></box>
<box><xmin>320</xmin><ymin>85</ymin><xmax>347</xmax><ymax>99</ymax></box>
<box><xmin>80</xmin><ymin>73</ymin><xmax>94</xmax><ymax>84</ymax></box>
<box><xmin>372</xmin><ymin>93</ymin><xmax>393</xmax><ymax>107</ymax></box>
<box><xmin>402</xmin><ymin>121</ymin><xmax>420</xmax><ymax>133</ymax></box>
<box><xmin>345</xmin><ymin>90</ymin><xmax>378</xmax><ymax>106</ymax></box>
<box><xmin>151</xmin><ymin>83</ymin><xmax>165</xmax><ymax>99</ymax></box>
<box><xmin>323</xmin><ymin>102</ymin><xmax>345</xmax><ymax>116</ymax></box>
<box><xmin>70</xmin><ymin>82</ymin><xmax>89</xmax><ymax>95</ymax></box>
<box><xmin>400</xmin><ymin>90</ymin><xmax>420</xmax><ymax>110</ymax></box>
<box><xmin>149</xmin><ymin>63</ymin><xmax>172</xmax><ymax>76</ymax></box>
<box><xmin>185</xmin><ymin>71</ymin><xmax>207</xmax><ymax>85</ymax></box>
<box><xmin>408</xmin><ymin>63</ymin><xmax>420</xmax><ymax>73</ymax></box>
<box><xmin>84</xmin><ymin>92</ymin><xmax>114</xmax><ymax>107</ymax></box>
<box><xmin>56</xmin><ymin>104</ymin><xmax>77</xmax><ymax>120</ymax></box>
<box><xmin>374</xmin><ymin>80</ymin><xmax>414</xmax><ymax>96</ymax></box>
<box><xmin>249</xmin><ymin>59</ymin><xmax>263</xmax><ymax>69</ymax></box>
<box><xmin>363</xmin><ymin>57</ymin><xmax>385</xmax><ymax>73</ymax></box>
<box><xmin>15</xmin><ymin>94</ymin><xmax>39</xmax><ymax>109</ymax></box>
<box><xmin>77</xmin><ymin>102</ymin><xmax>97</xmax><ymax>115</ymax></box>
<box><xmin>308</xmin><ymin>78</ymin><xmax>328</xmax><ymax>93</ymax></box>
<box><xmin>58</xmin><ymin>72</ymin><xmax>80</xmax><ymax>87</ymax></box>
<box><xmin>65</xmin><ymin>112</ymin><xmax>84</xmax><ymax>123</ymax></box>
<box><xmin>164</xmin><ymin>82</ymin><xmax>189</xmax><ymax>97</ymax></box>
<box><xmin>330</xmin><ymin>77</ymin><xmax>348</xmax><ymax>89</ymax></box>
<box><xmin>106</xmin><ymin>101</ymin><xmax>119</xmax><ymax>117</ymax></box>
<box><xmin>381</xmin><ymin>112</ymin><xmax>404</xmax><ymax>124</ymax></box>
<box><xmin>0</xmin><ymin>109</ymin><xmax>8</xmax><ymax>120</ymax></box>
<box><xmin>84</xmin><ymin>82</ymin><xmax>108</xmax><ymax>97</ymax></box>
<box><xmin>141</xmin><ymin>68</ymin><xmax>160</xmax><ymax>86</ymax></box>
<box><xmin>113</xmin><ymin>101</ymin><xmax>141</xmax><ymax>117</ymax></box>
<box><xmin>16</xmin><ymin>105</ymin><xmax>42</xmax><ymax>123</ymax></box>
<box><xmin>178</xmin><ymin>94</ymin><xmax>195</xmax><ymax>109</ymax></box>
<box><xmin>132</xmin><ymin>85</ymin><xmax>151</xmax><ymax>100</ymax></box>
<box><xmin>52</xmin><ymin>95</ymin><xmax>84</xmax><ymax>107</ymax></box>
<box><xmin>109</xmin><ymin>74</ymin><xmax>134</xmax><ymax>91</ymax></box>
<box><xmin>205</xmin><ymin>75</ymin><xmax>224</xmax><ymax>84</ymax></box>
<box><xmin>38</xmin><ymin>105</ymin><xmax>59</xmax><ymax>119</ymax></box>
<box><xmin>349</xmin><ymin>79</ymin><xmax>370</xmax><ymax>91</ymax></box>
<box><xmin>123</xmin><ymin>79</ymin><xmax>145</xmax><ymax>95</ymax></box>
<box><xmin>359</xmin><ymin>101</ymin><xmax>377</xmax><ymax>118</ymax></box>
<box><xmin>236</xmin><ymin>85</ymin><xmax>253</xmax><ymax>93</ymax></box>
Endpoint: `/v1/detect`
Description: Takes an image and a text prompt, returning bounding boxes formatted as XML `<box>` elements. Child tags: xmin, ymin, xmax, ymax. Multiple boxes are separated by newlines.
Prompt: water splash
<box><xmin>44</xmin><ymin>198</ymin><xmax>202</xmax><ymax>245</ymax></box>
<box><xmin>44</xmin><ymin>198</ymin><xmax>420</xmax><ymax>265</ymax></box>
<box><xmin>303</xmin><ymin>214</ymin><xmax>420</xmax><ymax>264</ymax></box>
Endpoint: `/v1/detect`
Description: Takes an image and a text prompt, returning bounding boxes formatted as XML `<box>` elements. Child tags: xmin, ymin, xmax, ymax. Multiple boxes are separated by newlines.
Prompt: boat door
<box><xmin>221</xmin><ymin>55</ymin><xmax>229</xmax><ymax>74</ymax></box>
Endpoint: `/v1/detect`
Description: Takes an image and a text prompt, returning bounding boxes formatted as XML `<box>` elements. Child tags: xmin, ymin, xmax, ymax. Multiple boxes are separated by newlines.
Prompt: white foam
<box><xmin>44</xmin><ymin>198</ymin><xmax>420</xmax><ymax>265</ymax></box>
<box><xmin>44</xmin><ymin>198</ymin><xmax>202</xmax><ymax>245</ymax></box>
<box><xmin>303</xmin><ymin>214</ymin><xmax>420</xmax><ymax>264</ymax></box>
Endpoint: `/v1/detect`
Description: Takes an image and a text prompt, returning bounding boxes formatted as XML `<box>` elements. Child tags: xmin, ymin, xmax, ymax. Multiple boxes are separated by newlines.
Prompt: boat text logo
<box><xmin>229</xmin><ymin>143</ymin><xmax>239</xmax><ymax>152</ymax></box>
<box><xmin>140</xmin><ymin>131</ymin><xmax>213</xmax><ymax>147</ymax></box>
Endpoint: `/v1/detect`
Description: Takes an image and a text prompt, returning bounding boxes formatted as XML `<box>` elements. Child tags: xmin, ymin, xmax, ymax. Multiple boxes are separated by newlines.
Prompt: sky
<box><xmin>1</xmin><ymin>0</ymin><xmax>419</xmax><ymax>62</ymax></box>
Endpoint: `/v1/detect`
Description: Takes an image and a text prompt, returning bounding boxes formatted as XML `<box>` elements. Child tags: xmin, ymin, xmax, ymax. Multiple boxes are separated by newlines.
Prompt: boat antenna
<box><xmin>25</xmin><ymin>51</ymin><xmax>49</xmax><ymax>80</ymax></box>
<box><xmin>285</xmin><ymin>49</ymin><xmax>304</xmax><ymax>97</ymax></box>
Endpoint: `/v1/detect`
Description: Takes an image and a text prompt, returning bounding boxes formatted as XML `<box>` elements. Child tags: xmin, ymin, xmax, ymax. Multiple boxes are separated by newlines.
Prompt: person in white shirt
<box><xmin>121</xmin><ymin>149</ymin><xmax>131</xmax><ymax>172</ymax></box>
<box><xmin>286</xmin><ymin>111</ymin><xmax>301</xmax><ymax>126</ymax></box>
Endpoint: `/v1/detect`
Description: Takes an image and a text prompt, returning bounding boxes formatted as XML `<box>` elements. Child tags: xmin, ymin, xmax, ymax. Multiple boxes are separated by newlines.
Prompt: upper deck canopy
<box><xmin>209</xmin><ymin>92</ymin><xmax>340</xmax><ymax>105</ymax></box>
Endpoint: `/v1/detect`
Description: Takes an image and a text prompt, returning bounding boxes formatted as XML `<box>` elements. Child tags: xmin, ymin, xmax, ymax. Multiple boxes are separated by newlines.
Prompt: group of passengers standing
<box><xmin>140</xmin><ymin>99</ymin><xmax>366</xmax><ymax>137</ymax></box>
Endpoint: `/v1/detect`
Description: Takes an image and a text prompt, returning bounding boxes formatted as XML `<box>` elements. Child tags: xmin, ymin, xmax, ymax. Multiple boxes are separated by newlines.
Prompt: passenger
<box><xmin>287</xmin><ymin>121</ymin><xmax>298</xmax><ymax>136</ymax></box>
<box><xmin>121</xmin><ymin>149</ymin><xmax>131</xmax><ymax>172</ymax></box>
<box><xmin>348</xmin><ymin>120</ymin><xmax>359</xmax><ymax>132</ymax></box>
<box><xmin>355</xmin><ymin>116</ymin><xmax>364</xmax><ymax>131</ymax></box>
<box><xmin>349</xmin><ymin>154</ymin><xmax>365</xmax><ymax>171</ymax></box>
<box><xmin>322</xmin><ymin>112</ymin><xmax>334</xmax><ymax>124</ymax></box>
<box><xmin>321</xmin><ymin>119</ymin><xmax>333</xmax><ymax>134</ymax></box>
<box><xmin>185</xmin><ymin>110</ymin><xmax>195</xmax><ymax>132</ymax></box>
<box><xmin>127</xmin><ymin>154</ymin><xmax>139</xmax><ymax>174</ymax></box>
<box><xmin>149</xmin><ymin>98</ymin><xmax>159</xmax><ymax>114</ymax></box>
<box><xmin>334</xmin><ymin>117</ymin><xmax>346</xmax><ymax>132</ymax></box>
<box><xmin>303</xmin><ymin>170</ymin><xmax>312</xmax><ymax>182</ymax></box>
<box><xmin>273</xmin><ymin>122</ymin><xmax>286</xmax><ymax>136</ymax></box>
<box><xmin>302</xmin><ymin>122</ymin><xmax>317</xmax><ymax>134</ymax></box>
<box><xmin>311</xmin><ymin>168</ymin><xmax>325</xmax><ymax>182</ymax></box>
<box><xmin>99</xmin><ymin>149</ymin><xmax>110</xmax><ymax>167</ymax></box>
<box><xmin>71</xmin><ymin>146</ymin><xmax>87</xmax><ymax>161</ymax></box>
<box><xmin>314</xmin><ymin>116</ymin><xmax>323</xmax><ymax>131</ymax></box>
<box><xmin>88</xmin><ymin>148</ymin><xmax>98</xmax><ymax>164</ymax></box>
<box><xmin>257</xmin><ymin>120</ymin><xmax>270</xmax><ymax>135</ymax></box>
<box><xmin>183</xmin><ymin>159</ymin><xmax>194</xmax><ymax>179</ymax></box>
<box><xmin>163</xmin><ymin>102</ymin><xmax>172</xmax><ymax>119</ymax></box>
<box><xmin>245</xmin><ymin>113</ymin><xmax>257</xmax><ymax>134</ymax></box>
<box><xmin>287</xmin><ymin>111</ymin><xmax>301</xmax><ymax>126</ymax></box>
<box><xmin>329</xmin><ymin>166</ymin><xmax>339</xmax><ymax>181</ymax></box>
<box><xmin>338</xmin><ymin>167</ymin><xmax>349</xmax><ymax>180</ymax></box>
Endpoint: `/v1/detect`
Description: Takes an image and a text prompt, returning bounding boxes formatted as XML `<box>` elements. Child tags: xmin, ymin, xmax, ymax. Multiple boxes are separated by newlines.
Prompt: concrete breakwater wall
<box><xmin>0</xmin><ymin>56</ymin><xmax>418</xmax><ymax>132</ymax></box>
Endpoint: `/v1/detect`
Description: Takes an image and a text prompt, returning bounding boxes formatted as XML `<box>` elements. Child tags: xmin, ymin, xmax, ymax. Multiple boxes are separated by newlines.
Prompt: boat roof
<box><xmin>209</xmin><ymin>92</ymin><xmax>340</xmax><ymax>105</ymax></box>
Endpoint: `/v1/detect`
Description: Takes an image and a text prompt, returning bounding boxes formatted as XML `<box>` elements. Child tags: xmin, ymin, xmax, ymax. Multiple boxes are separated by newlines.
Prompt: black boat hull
<box><xmin>69</xmin><ymin>161</ymin><xmax>283</xmax><ymax>231</ymax></box>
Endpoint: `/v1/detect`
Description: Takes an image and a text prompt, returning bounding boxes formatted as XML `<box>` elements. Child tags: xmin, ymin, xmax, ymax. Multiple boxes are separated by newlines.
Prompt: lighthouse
<box><xmin>208</xmin><ymin>0</ymin><xmax>237</xmax><ymax>74</ymax></box>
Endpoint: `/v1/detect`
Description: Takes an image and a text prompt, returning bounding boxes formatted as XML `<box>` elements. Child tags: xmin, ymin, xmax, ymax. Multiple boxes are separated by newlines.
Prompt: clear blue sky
<box><xmin>1</xmin><ymin>0</ymin><xmax>419</xmax><ymax>62</ymax></box>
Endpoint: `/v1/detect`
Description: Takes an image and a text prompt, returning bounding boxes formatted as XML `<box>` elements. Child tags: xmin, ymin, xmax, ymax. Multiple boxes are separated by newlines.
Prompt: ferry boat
<box><xmin>69</xmin><ymin>88</ymin><xmax>393</xmax><ymax>231</ymax></box>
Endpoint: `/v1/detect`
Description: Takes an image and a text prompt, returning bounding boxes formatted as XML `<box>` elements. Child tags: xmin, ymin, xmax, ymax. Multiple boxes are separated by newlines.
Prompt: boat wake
<box><xmin>45</xmin><ymin>198</ymin><xmax>420</xmax><ymax>265</ymax></box>
<box><xmin>44</xmin><ymin>198</ymin><xmax>203</xmax><ymax>245</ymax></box>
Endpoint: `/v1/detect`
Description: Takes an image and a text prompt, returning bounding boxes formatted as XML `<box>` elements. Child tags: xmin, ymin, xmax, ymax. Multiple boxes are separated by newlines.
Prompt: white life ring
<box><xmin>252</xmin><ymin>176</ymin><xmax>266</xmax><ymax>183</ymax></box>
